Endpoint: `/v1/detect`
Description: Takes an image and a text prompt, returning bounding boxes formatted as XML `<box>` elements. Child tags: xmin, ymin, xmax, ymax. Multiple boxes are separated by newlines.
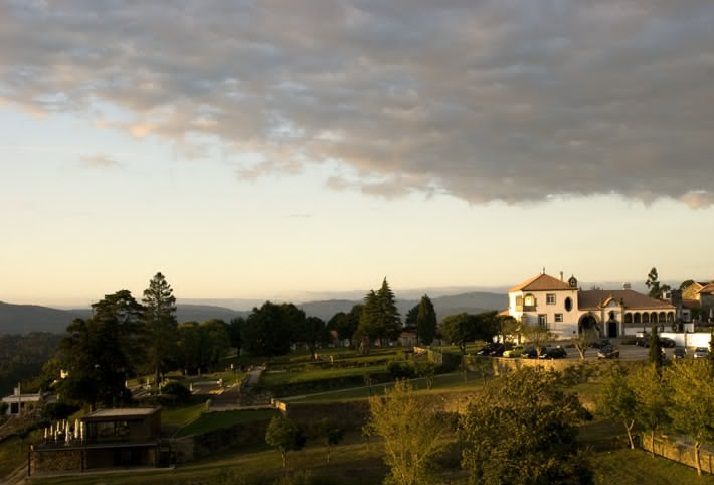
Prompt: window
<box><xmin>538</xmin><ymin>314</ymin><xmax>547</xmax><ymax>328</ymax></box>
<box><xmin>555</xmin><ymin>313</ymin><xmax>563</xmax><ymax>323</ymax></box>
<box><xmin>546</xmin><ymin>293</ymin><xmax>556</xmax><ymax>305</ymax></box>
<box><xmin>524</xmin><ymin>294</ymin><xmax>535</xmax><ymax>307</ymax></box>
<box><xmin>564</xmin><ymin>297</ymin><xmax>572</xmax><ymax>312</ymax></box>
<box><xmin>515</xmin><ymin>295</ymin><xmax>523</xmax><ymax>310</ymax></box>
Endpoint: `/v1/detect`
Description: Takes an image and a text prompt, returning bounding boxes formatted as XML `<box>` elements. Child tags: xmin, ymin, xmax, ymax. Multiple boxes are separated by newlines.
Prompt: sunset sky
<box><xmin>1</xmin><ymin>1</ymin><xmax>713</xmax><ymax>307</ymax></box>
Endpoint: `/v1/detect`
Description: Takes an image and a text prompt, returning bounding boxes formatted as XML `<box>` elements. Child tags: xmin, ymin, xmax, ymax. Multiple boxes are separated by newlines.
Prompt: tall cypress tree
<box><xmin>143</xmin><ymin>272</ymin><xmax>178</xmax><ymax>388</ymax></box>
<box><xmin>416</xmin><ymin>294</ymin><xmax>437</xmax><ymax>345</ymax></box>
<box><xmin>648</xmin><ymin>325</ymin><xmax>664</xmax><ymax>372</ymax></box>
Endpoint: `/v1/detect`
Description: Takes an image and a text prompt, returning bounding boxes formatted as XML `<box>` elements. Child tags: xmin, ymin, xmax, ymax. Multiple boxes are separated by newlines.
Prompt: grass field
<box><xmin>175</xmin><ymin>408</ymin><xmax>277</xmax><ymax>438</ymax></box>
<box><xmin>17</xmin><ymin>347</ymin><xmax>714</xmax><ymax>485</ymax></box>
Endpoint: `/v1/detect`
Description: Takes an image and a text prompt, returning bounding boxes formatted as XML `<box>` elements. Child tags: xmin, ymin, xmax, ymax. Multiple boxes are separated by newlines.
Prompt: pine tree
<box><xmin>416</xmin><ymin>294</ymin><xmax>437</xmax><ymax>345</ymax></box>
<box><xmin>376</xmin><ymin>278</ymin><xmax>401</xmax><ymax>345</ymax></box>
<box><xmin>143</xmin><ymin>272</ymin><xmax>178</xmax><ymax>388</ymax></box>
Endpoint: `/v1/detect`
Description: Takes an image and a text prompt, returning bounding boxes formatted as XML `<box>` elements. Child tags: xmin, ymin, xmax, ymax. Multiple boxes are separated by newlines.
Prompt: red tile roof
<box><xmin>578</xmin><ymin>289</ymin><xmax>675</xmax><ymax>311</ymax></box>
<box><xmin>509</xmin><ymin>273</ymin><xmax>572</xmax><ymax>292</ymax></box>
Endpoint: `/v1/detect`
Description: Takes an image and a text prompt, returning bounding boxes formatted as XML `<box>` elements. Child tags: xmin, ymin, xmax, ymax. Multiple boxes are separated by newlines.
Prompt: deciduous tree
<box><xmin>59</xmin><ymin>290</ymin><xmax>143</xmax><ymax>408</ymax></box>
<box><xmin>629</xmin><ymin>363</ymin><xmax>670</xmax><ymax>456</ymax></box>
<box><xmin>265</xmin><ymin>415</ymin><xmax>306</xmax><ymax>469</ymax></box>
<box><xmin>665</xmin><ymin>360</ymin><xmax>714</xmax><ymax>476</ymax></box>
<box><xmin>318</xmin><ymin>417</ymin><xmax>344</xmax><ymax>464</ymax></box>
<box><xmin>460</xmin><ymin>367</ymin><xmax>592</xmax><ymax>484</ymax></box>
<box><xmin>366</xmin><ymin>380</ymin><xmax>444</xmax><ymax>485</ymax></box>
<box><xmin>598</xmin><ymin>367</ymin><xmax>638</xmax><ymax>449</ymax></box>
<box><xmin>416</xmin><ymin>294</ymin><xmax>437</xmax><ymax>345</ymax></box>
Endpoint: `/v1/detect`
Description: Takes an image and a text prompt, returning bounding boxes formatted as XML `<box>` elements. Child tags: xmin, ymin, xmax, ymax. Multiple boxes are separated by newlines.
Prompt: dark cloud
<box><xmin>2</xmin><ymin>1</ymin><xmax>713</xmax><ymax>206</ymax></box>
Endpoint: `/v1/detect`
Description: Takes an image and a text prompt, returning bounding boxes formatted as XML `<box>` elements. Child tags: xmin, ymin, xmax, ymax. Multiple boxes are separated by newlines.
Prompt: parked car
<box><xmin>503</xmin><ymin>346</ymin><xmax>524</xmax><ymax>358</ymax></box>
<box><xmin>635</xmin><ymin>337</ymin><xmax>649</xmax><ymax>347</ymax></box>
<box><xmin>597</xmin><ymin>346</ymin><xmax>620</xmax><ymax>359</ymax></box>
<box><xmin>673</xmin><ymin>347</ymin><xmax>686</xmax><ymax>359</ymax></box>
<box><xmin>589</xmin><ymin>339</ymin><xmax>611</xmax><ymax>349</ymax></box>
<box><xmin>476</xmin><ymin>343</ymin><xmax>508</xmax><ymax>357</ymax></box>
<box><xmin>693</xmin><ymin>347</ymin><xmax>711</xmax><ymax>359</ymax></box>
<box><xmin>660</xmin><ymin>337</ymin><xmax>676</xmax><ymax>348</ymax></box>
<box><xmin>522</xmin><ymin>346</ymin><xmax>542</xmax><ymax>359</ymax></box>
<box><xmin>539</xmin><ymin>346</ymin><xmax>567</xmax><ymax>359</ymax></box>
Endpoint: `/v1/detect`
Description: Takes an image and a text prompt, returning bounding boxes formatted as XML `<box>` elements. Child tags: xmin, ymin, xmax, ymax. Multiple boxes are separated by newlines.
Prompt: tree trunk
<box><xmin>625</xmin><ymin>420</ymin><xmax>635</xmax><ymax>449</ymax></box>
<box><xmin>281</xmin><ymin>450</ymin><xmax>287</xmax><ymax>469</ymax></box>
<box><xmin>650</xmin><ymin>431</ymin><xmax>656</xmax><ymax>457</ymax></box>
<box><xmin>695</xmin><ymin>442</ymin><xmax>702</xmax><ymax>476</ymax></box>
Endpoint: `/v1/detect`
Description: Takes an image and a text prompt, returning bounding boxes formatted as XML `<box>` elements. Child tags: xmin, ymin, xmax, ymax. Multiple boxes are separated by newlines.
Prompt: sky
<box><xmin>1</xmin><ymin>1</ymin><xmax>713</xmax><ymax>307</ymax></box>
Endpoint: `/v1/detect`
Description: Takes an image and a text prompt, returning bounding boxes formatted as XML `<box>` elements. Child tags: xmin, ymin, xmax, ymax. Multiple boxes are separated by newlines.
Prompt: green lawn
<box><xmin>591</xmin><ymin>448</ymin><xmax>714</xmax><ymax>484</ymax></box>
<box><xmin>175</xmin><ymin>408</ymin><xmax>277</xmax><ymax>438</ymax></box>
<box><xmin>290</xmin><ymin>371</ymin><xmax>484</xmax><ymax>403</ymax></box>
<box><xmin>32</xmin><ymin>436</ymin><xmax>387</xmax><ymax>485</ymax></box>
<box><xmin>0</xmin><ymin>431</ymin><xmax>40</xmax><ymax>480</ymax></box>
<box><xmin>161</xmin><ymin>402</ymin><xmax>206</xmax><ymax>435</ymax></box>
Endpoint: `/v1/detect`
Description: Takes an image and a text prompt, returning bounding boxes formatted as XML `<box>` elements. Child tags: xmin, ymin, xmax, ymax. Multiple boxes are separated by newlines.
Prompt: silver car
<box><xmin>693</xmin><ymin>347</ymin><xmax>710</xmax><ymax>359</ymax></box>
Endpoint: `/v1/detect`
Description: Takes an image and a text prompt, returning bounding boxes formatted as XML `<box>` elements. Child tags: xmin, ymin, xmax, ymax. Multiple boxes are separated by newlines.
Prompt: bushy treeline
<box><xmin>0</xmin><ymin>332</ymin><xmax>62</xmax><ymax>395</ymax></box>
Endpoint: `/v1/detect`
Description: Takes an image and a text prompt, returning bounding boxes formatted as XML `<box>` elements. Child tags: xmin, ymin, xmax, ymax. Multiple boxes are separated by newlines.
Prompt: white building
<box><xmin>507</xmin><ymin>272</ymin><xmax>677</xmax><ymax>339</ymax></box>
<box><xmin>2</xmin><ymin>384</ymin><xmax>44</xmax><ymax>415</ymax></box>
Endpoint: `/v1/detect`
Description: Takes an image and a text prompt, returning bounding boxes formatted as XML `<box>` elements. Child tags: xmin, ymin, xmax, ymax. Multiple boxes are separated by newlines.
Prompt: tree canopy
<box><xmin>416</xmin><ymin>294</ymin><xmax>437</xmax><ymax>345</ymax></box>
<box><xmin>460</xmin><ymin>367</ymin><xmax>592</xmax><ymax>484</ymax></box>
<box><xmin>142</xmin><ymin>272</ymin><xmax>178</xmax><ymax>385</ymax></box>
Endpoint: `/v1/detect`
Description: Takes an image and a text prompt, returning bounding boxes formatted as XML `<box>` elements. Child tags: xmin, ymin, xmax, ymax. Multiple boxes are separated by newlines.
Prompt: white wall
<box><xmin>660</xmin><ymin>332</ymin><xmax>712</xmax><ymax>348</ymax></box>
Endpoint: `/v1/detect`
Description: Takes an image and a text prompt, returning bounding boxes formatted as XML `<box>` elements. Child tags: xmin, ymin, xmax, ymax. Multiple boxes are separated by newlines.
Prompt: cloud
<box><xmin>79</xmin><ymin>153</ymin><xmax>121</xmax><ymax>169</ymax></box>
<box><xmin>2</xmin><ymin>1</ymin><xmax>714</xmax><ymax>207</ymax></box>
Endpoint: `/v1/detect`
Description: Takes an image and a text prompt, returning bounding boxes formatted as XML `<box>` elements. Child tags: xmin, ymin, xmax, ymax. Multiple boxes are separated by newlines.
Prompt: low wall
<box><xmin>660</xmin><ymin>332</ymin><xmax>711</xmax><ymax>348</ymax></box>
<box><xmin>30</xmin><ymin>448</ymin><xmax>82</xmax><ymax>475</ymax></box>
<box><xmin>642</xmin><ymin>433</ymin><xmax>714</xmax><ymax>475</ymax></box>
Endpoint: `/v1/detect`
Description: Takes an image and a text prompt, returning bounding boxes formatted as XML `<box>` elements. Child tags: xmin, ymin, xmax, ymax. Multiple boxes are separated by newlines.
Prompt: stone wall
<box><xmin>30</xmin><ymin>448</ymin><xmax>82</xmax><ymax>475</ymax></box>
<box><xmin>642</xmin><ymin>433</ymin><xmax>714</xmax><ymax>475</ymax></box>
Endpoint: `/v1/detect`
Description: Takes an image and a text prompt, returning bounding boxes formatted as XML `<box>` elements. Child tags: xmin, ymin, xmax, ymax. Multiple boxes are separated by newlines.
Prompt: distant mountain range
<box><xmin>298</xmin><ymin>291</ymin><xmax>507</xmax><ymax>322</ymax></box>
<box><xmin>0</xmin><ymin>291</ymin><xmax>506</xmax><ymax>335</ymax></box>
<box><xmin>0</xmin><ymin>303</ymin><xmax>249</xmax><ymax>335</ymax></box>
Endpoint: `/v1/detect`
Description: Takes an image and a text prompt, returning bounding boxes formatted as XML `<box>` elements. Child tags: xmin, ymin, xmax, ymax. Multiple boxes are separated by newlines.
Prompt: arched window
<box><xmin>564</xmin><ymin>297</ymin><xmax>572</xmax><ymax>312</ymax></box>
<box><xmin>651</xmin><ymin>312</ymin><xmax>658</xmax><ymax>323</ymax></box>
<box><xmin>633</xmin><ymin>313</ymin><xmax>641</xmax><ymax>324</ymax></box>
<box><xmin>643</xmin><ymin>313</ymin><xmax>650</xmax><ymax>324</ymax></box>
<box><xmin>624</xmin><ymin>313</ymin><xmax>633</xmax><ymax>324</ymax></box>
<box><xmin>524</xmin><ymin>294</ymin><xmax>535</xmax><ymax>307</ymax></box>
<box><xmin>667</xmin><ymin>312</ymin><xmax>675</xmax><ymax>323</ymax></box>
<box><xmin>608</xmin><ymin>311</ymin><xmax>616</xmax><ymax>321</ymax></box>
<box><xmin>659</xmin><ymin>312</ymin><xmax>666</xmax><ymax>322</ymax></box>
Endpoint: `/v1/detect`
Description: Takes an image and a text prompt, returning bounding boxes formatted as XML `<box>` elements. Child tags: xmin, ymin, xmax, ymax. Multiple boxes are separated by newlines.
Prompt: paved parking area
<box><xmin>555</xmin><ymin>340</ymin><xmax>688</xmax><ymax>361</ymax></box>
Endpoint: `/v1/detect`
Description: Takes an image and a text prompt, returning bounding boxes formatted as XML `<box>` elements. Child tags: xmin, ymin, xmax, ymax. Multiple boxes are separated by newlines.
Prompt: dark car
<box><xmin>476</xmin><ymin>343</ymin><xmax>507</xmax><ymax>357</ymax></box>
<box><xmin>522</xmin><ymin>346</ymin><xmax>541</xmax><ymax>359</ymax></box>
<box><xmin>673</xmin><ymin>348</ymin><xmax>686</xmax><ymax>359</ymax></box>
<box><xmin>597</xmin><ymin>346</ymin><xmax>620</xmax><ymax>359</ymax></box>
<box><xmin>635</xmin><ymin>337</ymin><xmax>649</xmax><ymax>347</ymax></box>
<box><xmin>589</xmin><ymin>339</ymin><xmax>611</xmax><ymax>349</ymax></box>
<box><xmin>539</xmin><ymin>346</ymin><xmax>567</xmax><ymax>359</ymax></box>
<box><xmin>660</xmin><ymin>337</ymin><xmax>676</xmax><ymax>348</ymax></box>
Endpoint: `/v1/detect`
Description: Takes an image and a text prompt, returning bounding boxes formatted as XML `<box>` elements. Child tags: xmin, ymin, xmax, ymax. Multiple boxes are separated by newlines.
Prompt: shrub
<box><xmin>387</xmin><ymin>361</ymin><xmax>415</xmax><ymax>380</ymax></box>
<box><xmin>41</xmin><ymin>401</ymin><xmax>80</xmax><ymax>421</ymax></box>
<box><xmin>161</xmin><ymin>381</ymin><xmax>192</xmax><ymax>403</ymax></box>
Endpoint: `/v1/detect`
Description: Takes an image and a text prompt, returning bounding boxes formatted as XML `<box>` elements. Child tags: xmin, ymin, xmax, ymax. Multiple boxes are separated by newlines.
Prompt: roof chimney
<box><xmin>622</xmin><ymin>282</ymin><xmax>632</xmax><ymax>290</ymax></box>
<box><xmin>560</xmin><ymin>271</ymin><xmax>564</xmax><ymax>281</ymax></box>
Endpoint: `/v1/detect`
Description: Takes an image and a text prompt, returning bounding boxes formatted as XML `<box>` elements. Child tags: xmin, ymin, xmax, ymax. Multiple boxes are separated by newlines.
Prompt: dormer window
<box><xmin>568</xmin><ymin>275</ymin><xmax>578</xmax><ymax>288</ymax></box>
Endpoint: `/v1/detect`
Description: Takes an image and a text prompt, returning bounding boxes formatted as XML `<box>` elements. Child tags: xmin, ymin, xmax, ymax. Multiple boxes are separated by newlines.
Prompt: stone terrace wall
<box><xmin>642</xmin><ymin>433</ymin><xmax>714</xmax><ymax>475</ymax></box>
<box><xmin>30</xmin><ymin>449</ymin><xmax>82</xmax><ymax>475</ymax></box>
